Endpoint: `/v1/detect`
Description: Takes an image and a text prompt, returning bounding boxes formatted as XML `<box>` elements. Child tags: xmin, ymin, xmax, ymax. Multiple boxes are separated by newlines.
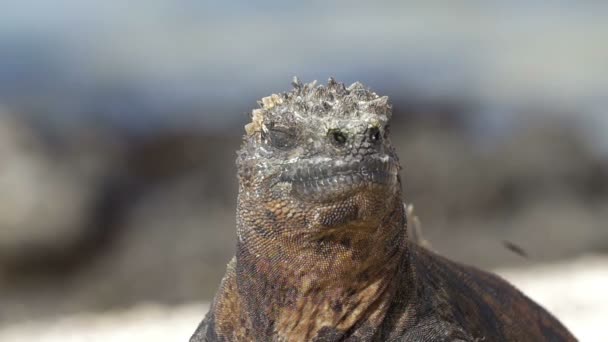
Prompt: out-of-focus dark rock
<box><xmin>396</xmin><ymin>116</ymin><xmax>608</xmax><ymax>267</ymax></box>
<box><xmin>1</xmin><ymin>109</ymin><xmax>607</xmax><ymax>325</ymax></box>
<box><xmin>0</xmin><ymin>112</ymin><xmax>124</xmax><ymax>272</ymax></box>
<box><xmin>0</xmin><ymin>129</ymin><xmax>240</xmax><ymax>322</ymax></box>
<box><xmin>123</xmin><ymin>132</ymin><xmax>240</xmax><ymax>206</ymax></box>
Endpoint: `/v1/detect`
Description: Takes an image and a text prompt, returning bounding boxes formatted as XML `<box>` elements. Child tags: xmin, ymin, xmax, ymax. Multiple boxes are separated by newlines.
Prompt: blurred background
<box><xmin>0</xmin><ymin>1</ymin><xmax>607</xmax><ymax>340</ymax></box>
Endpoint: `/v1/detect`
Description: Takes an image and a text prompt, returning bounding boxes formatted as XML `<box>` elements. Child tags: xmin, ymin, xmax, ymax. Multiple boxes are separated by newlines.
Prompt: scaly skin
<box><xmin>191</xmin><ymin>78</ymin><xmax>576</xmax><ymax>341</ymax></box>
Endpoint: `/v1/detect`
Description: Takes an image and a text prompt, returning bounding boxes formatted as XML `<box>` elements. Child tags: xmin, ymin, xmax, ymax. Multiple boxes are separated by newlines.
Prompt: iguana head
<box><xmin>236</xmin><ymin>78</ymin><xmax>401</xmax><ymax>240</ymax></box>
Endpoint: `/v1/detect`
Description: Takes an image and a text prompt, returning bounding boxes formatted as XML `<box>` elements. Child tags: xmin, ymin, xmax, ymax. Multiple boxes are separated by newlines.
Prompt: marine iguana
<box><xmin>190</xmin><ymin>78</ymin><xmax>576</xmax><ymax>341</ymax></box>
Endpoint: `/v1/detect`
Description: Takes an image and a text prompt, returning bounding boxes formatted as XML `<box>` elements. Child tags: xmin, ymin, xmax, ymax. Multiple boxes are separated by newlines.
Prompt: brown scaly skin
<box><xmin>191</xmin><ymin>78</ymin><xmax>576</xmax><ymax>342</ymax></box>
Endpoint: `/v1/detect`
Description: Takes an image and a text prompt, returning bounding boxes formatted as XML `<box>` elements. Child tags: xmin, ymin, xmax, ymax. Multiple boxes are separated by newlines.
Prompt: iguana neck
<box><xmin>234</xmin><ymin>197</ymin><xmax>408</xmax><ymax>340</ymax></box>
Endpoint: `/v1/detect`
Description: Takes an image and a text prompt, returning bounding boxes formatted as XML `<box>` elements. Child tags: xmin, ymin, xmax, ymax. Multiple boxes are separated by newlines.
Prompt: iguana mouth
<box><xmin>279</xmin><ymin>156</ymin><xmax>399</xmax><ymax>201</ymax></box>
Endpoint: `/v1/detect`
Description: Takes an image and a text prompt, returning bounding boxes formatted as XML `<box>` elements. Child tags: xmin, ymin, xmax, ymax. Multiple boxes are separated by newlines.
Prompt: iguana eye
<box><xmin>329</xmin><ymin>129</ymin><xmax>348</xmax><ymax>146</ymax></box>
<box><xmin>265</xmin><ymin>125</ymin><xmax>296</xmax><ymax>149</ymax></box>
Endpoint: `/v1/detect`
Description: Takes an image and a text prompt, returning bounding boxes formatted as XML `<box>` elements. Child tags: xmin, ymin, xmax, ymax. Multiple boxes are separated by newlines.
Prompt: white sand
<box><xmin>1</xmin><ymin>255</ymin><xmax>605</xmax><ymax>341</ymax></box>
<box><xmin>497</xmin><ymin>255</ymin><xmax>608</xmax><ymax>342</ymax></box>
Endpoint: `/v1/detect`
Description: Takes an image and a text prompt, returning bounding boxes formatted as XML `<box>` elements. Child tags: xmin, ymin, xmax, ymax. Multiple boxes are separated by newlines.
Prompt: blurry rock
<box><xmin>87</xmin><ymin>174</ymin><xmax>235</xmax><ymax>306</ymax></box>
<box><xmin>123</xmin><ymin>132</ymin><xmax>240</xmax><ymax>205</ymax></box>
<box><xmin>0</xmin><ymin>112</ymin><xmax>121</xmax><ymax>272</ymax></box>
<box><xmin>0</xmin><ymin>130</ymin><xmax>240</xmax><ymax>323</ymax></box>
<box><xmin>72</xmin><ymin>132</ymin><xmax>241</xmax><ymax>307</ymax></box>
<box><xmin>398</xmin><ymin>117</ymin><xmax>607</xmax><ymax>220</ymax></box>
<box><xmin>397</xmin><ymin>128</ymin><xmax>484</xmax><ymax>221</ymax></box>
<box><xmin>488</xmin><ymin>119</ymin><xmax>608</xmax><ymax>203</ymax></box>
<box><xmin>395</xmin><ymin>116</ymin><xmax>608</xmax><ymax>267</ymax></box>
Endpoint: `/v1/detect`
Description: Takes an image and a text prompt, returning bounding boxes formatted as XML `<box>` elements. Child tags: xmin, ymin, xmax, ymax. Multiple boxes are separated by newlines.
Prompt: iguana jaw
<box><xmin>278</xmin><ymin>155</ymin><xmax>399</xmax><ymax>202</ymax></box>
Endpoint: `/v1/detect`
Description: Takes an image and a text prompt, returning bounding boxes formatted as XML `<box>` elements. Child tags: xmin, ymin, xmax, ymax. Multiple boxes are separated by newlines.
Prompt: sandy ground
<box><xmin>1</xmin><ymin>254</ymin><xmax>606</xmax><ymax>342</ymax></box>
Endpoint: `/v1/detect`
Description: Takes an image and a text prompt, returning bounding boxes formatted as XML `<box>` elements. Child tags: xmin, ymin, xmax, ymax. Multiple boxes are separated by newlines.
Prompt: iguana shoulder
<box><xmin>404</xmin><ymin>244</ymin><xmax>575</xmax><ymax>341</ymax></box>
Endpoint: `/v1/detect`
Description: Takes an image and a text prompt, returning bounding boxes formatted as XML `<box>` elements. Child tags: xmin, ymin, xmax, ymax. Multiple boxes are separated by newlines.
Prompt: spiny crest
<box><xmin>245</xmin><ymin>77</ymin><xmax>391</xmax><ymax>135</ymax></box>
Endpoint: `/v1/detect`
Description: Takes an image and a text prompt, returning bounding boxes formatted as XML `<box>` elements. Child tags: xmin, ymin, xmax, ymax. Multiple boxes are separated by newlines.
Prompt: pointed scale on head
<box><xmin>243</xmin><ymin>77</ymin><xmax>391</xmax><ymax>137</ymax></box>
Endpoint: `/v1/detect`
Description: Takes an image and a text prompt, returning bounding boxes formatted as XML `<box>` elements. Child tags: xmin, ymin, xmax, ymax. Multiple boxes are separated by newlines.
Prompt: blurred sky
<box><xmin>0</xmin><ymin>1</ymin><xmax>607</xmax><ymax>139</ymax></box>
